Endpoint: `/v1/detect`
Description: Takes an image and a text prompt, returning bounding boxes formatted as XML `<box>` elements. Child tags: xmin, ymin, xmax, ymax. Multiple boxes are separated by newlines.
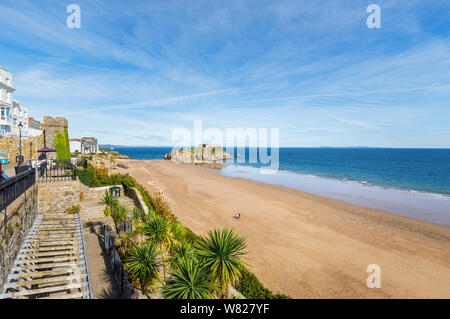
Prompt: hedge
<box><xmin>236</xmin><ymin>268</ymin><xmax>291</xmax><ymax>299</ymax></box>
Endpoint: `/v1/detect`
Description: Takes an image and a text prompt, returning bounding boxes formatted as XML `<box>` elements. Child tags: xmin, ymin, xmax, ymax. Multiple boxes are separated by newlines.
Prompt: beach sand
<box><xmin>117</xmin><ymin>159</ymin><xmax>450</xmax><ymax>298</ymax></box>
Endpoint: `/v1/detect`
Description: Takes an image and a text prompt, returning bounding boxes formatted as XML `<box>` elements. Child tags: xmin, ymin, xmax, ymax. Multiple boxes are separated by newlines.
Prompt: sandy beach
<box><xmin>117</xmin><ymin>159</ymin><xmax>450</xmax><ymax>298</ymax></box>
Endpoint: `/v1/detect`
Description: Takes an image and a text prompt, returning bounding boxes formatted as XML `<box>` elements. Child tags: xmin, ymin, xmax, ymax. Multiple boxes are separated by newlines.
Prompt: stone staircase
<box><xmin>0</xmin><ymin>212</ymin><xmax>93</xmax><ymax>299</ymax></box>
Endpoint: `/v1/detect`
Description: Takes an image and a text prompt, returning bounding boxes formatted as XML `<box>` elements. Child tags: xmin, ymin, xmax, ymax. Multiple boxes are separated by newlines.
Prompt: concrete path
<box><xmin>79</xmin><ymin>196</ymin><xmax>135</xmax><ymax>299</ymax></box>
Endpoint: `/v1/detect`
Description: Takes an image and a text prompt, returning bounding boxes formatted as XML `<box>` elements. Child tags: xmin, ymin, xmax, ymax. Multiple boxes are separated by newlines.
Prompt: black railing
<box><xmin>0</xmin><ymin>168</ymin><xmax>36</xmax><ymax>211</ymax></box>
<box><xmin>37</xmin><ymin>159</ymin><xmax>77</xmax><ymax>183</ymax></box>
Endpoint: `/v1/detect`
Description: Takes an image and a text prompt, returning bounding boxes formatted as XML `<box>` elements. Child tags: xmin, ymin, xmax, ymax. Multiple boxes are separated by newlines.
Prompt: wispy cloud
<box><xmin>1</xmin><ymin>0</ymin><xmax>449</xmax><ymax>147</ymax></box>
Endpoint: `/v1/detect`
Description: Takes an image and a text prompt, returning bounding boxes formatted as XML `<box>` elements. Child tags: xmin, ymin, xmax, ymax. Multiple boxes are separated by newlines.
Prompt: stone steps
<box><xmin>0</xmin><ymin>213</ymin><xmax>94</xmax><ymax>299</ymax></box>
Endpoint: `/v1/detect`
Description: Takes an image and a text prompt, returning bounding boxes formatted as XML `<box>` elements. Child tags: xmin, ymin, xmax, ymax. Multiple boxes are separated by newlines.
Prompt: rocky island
<box><xmin>164</xmin><ymin>144</ymin><xmax>234</xmax><ymax>164</ymax></box>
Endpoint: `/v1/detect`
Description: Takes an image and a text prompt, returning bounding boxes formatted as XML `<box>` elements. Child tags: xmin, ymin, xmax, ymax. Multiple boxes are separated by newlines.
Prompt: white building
<box><xmin>0</xmin><ymin>66</ymin><xmax>15</xmax><ymax>136</ymax></box>
<box><xmin>70</xmin><ymin>137</ymin><xmax>99</xmax><ymax>154</ymax></box>
<box><xmin>0</xmin><ymin>66</ymin><xmax>42</xmax><ymax>138</ymax></box>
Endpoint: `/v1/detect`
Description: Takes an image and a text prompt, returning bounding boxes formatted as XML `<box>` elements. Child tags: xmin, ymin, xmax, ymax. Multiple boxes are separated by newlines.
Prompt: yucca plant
<box><xmin>168</xmin><ymin>243</ymin><xmax>195</xmax><ymax>272</ymax></box>
<box><xmin>195</xmin><ymin>228</ymin><xmax>247</xmax><ymax>298</ymax></box>
<box><xmin>161</xmin><ymin>258</ymin><xmax>216</xmax><ymax>299</ymax></box>
<box><xmin>125</xmin><ymin>244</ymin><xmax>161</xmax><ymax>292</ymax></box>
<box><xmin>100</xmin><ymin>190</ymin><xmax>118</xmax><ymax>207</ymax></box>
<box><xmin>170</xmin><ymin>221</ymin><xmax>186</xmax><ymax>242</ymax></box>
<box><xmin>142</xmin><ymin>215</ymin><xmax>178</xmax><ymax>280</ymax></box>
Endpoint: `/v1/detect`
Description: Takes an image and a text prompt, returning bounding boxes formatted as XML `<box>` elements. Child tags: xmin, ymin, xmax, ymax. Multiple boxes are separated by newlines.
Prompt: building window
<box><xmin>1</xmin><ymin>107</ymin><xmax>5</xmax><ymax>120</ymax></box>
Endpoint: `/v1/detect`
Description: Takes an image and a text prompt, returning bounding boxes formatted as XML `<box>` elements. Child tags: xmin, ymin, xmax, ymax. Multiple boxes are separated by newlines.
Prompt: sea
<box><xmin>106</xmin><ymin>146</ymin><xmax>450</xmax><ymax>226</ymax></box>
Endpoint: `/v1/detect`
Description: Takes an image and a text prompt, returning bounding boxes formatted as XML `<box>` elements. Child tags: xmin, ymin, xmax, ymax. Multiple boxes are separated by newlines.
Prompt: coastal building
<box><xmin>0</xmin><ymin>66</ymin><xmax>42</xmax><ymax>138</ymax></box>
<box><xmin>70</xmin><ymin>137</ymin><xmax>99</xmax><ymax>154</ymax></box>
<box><xmin>0</xmin><ymin>66</ymin><xmax>15</xmax><ymax>136</ymax></box>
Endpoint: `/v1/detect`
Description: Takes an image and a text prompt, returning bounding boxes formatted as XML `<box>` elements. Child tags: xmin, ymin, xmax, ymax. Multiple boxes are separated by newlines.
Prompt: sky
<box><xmin>0</xmin><ymin>0</ymin><xmax>449</xmax><ymax>147</ymax></box>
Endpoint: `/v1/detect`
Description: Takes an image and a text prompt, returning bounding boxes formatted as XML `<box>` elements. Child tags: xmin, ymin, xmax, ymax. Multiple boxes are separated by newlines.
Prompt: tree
<box><xmin>195</xmin><ymin>228</ymin><xmax>247</xmax><ymax>298</ymax></box>
<box><xmin>161</xmin><ymin>258</ymin><xmax>216</xmax><ymax>299</ymax></box>
<box><xmin>125</xmin><ymin>244</ymin><xmax>161</xmax><ymax>293</ymax></box>
<box><xmin>142</xmin><ymin>215</ymin><xmax>178</xmax><ymax>280</ymax></box>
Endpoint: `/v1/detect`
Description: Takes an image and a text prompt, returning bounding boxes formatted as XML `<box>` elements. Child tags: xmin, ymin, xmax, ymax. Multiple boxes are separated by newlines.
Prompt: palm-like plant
<box><xmin>142</xmin><ymin>215</ymin><xmax>178</xmax><ymax>280</ymax></box>
<box><xmin>100</xmin><ymin>191</ymin><xmax>118</xmax><ymax>207</ymax></box>
<box><xmin>170</xmin><ymin>221</ymin><xmax>186</xmax><ymax>242</ymax></box>
<box><xmin>125</xmin><ymin>244</ymin><xmax>161</xmax><ymax>292</ymax></box>
<box><xmin>161</xmin><ymin>258</ymin><xmax>216</xmax><ymax>299</ymax></box>
<box><xmin>195</xmin><ymin>228</ymin><xmax>247</xmax><ymax>298</ymax></box>
<box><xmin>168</xmin><ymin>243</ymin><xmax>195</xmax><ymax>271</ymax></box>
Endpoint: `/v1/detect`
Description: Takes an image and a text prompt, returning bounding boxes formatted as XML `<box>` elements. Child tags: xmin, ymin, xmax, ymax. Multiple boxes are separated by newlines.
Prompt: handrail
<box><xmin>0</xmin><ymin>168</ymin><xmax>35</xmax><ymax>211</ymax></box>
<box><xmin>78</xmin><ymin>212</ymin><xmax>95</xmax><ymax>299</ymax></box>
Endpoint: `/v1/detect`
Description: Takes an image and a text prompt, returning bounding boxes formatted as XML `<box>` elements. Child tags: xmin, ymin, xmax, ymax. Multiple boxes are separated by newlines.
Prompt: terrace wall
<box><xmin>0</xmin><ymin>133</ymin><xmax>44</xmax><ymax>164</ymax></box>
<box><xmin>38</xmin><ymin>180</ymin><xmax>82</xmax><ymax>214</ymax></box>
<box><xmin>0</xmin><ymin>185</ymin><xmax>38</xmax><ymax>290</ymax></box>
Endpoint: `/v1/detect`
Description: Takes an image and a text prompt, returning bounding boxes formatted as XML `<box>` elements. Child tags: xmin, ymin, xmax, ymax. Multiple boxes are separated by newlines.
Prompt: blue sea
<box><xmin>107</xmin><ymin>146</ymin><xmax>450</xmax><ymax>225</ymax></box>
<box><xmin>109</xmin><ymin>146</ymin><xmax>450</xmax><ymax>196</ymax></box>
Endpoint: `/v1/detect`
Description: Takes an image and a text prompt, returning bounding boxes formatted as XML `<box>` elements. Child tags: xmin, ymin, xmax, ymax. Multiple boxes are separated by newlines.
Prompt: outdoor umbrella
<box><xmin>37</xmin><ymin>147</ymin><xmax>56</xmax><ymax>153</ymax></box>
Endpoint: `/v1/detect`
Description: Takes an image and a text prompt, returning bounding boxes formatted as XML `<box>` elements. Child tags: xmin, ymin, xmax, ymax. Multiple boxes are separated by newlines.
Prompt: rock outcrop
<box><xmin>165</xmin><ymin>144</ymin><xmax>233</xmax><ymax>164</ymax></box>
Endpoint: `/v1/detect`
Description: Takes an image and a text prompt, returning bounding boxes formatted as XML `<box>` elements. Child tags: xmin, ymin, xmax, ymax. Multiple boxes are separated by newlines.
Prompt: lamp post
<box><xmin>18</xmin><ymin>122</ymin><xmax>23</xmax><ymax>164</ymax></box>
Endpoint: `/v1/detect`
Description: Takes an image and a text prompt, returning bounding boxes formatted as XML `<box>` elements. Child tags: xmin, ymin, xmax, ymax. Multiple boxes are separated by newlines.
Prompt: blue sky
<box><xmin>0</xmin><ymin>0</ymin><xmax>449</xmax><ymax>147</ymax></box>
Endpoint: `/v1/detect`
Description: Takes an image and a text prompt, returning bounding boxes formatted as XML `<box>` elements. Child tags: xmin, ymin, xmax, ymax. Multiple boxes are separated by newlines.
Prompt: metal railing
<box><xmin>37</xmin><ymin>159</ymin><xmax>77</xmax><ymax>183</ymax></box>
<box><xmin>0</xmin><ymin>168</ymin><xmax>35</xmax><ymax>211</ymax></box>
<box><xmin>77</xmin><ymin>212</ymin><xmax>95</xmax><ymax>299</ymax></box>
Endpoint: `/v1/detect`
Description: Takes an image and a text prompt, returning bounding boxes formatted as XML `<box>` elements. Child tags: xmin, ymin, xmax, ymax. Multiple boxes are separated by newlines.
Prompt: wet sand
<box><xmin>118</xmin><ymin>159</ymin><xmax>450</xmax><ymax>298</ymax></box>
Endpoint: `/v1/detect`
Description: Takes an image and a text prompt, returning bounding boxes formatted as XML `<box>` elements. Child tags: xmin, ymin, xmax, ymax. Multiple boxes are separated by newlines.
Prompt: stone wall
<box><xmin>0</xmin><ymin>134</ymin><xmax>44</xmax><ymax>164</ymax></box>
<box><xmin>126</xmin><ymin>187</ymin><xmax>149</xmax><ymax>216</ymax></box>
<box><xmin>43</xmin><ymin>116</ymin><xmax>68</xmax><ymax>150</ymax></box>
<box><xmin>38</xmin><ymin>180</ymin><xmax>82</xmax><ymax>214</ymax></box>
<box><xmin>0</xmin><ymin>185</ymin><xmax>38</xmax><ymax>290</ymax></box>
<box><xmin>86</xmin><ymin>185</ymin><xmax>124</xmax><ymax>201</ymax></box>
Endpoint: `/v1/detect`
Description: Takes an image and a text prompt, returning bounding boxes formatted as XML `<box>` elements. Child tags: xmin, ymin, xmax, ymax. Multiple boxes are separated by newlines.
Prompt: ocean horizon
<box><xmin>105</xmin><ymin>146</ymin><xmax>450</xmax><ymax>197</ymax></box>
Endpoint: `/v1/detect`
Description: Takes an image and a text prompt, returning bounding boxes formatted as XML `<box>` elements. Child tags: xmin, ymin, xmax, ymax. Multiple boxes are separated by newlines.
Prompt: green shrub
<box><xmin>104</xmin><ymin>205</ymin><xmax>112</xmax><ymax>217</ymax></box>
<box><xmin>236</xmin><ymin>268</ymin><xmax>291</xmax><ymax>299</ymax></box>
<box><xmin>151</xmin><ymin>191</ymin><xmax>175</xmax><ymax>221</ymax></box>
<box><xmin>78</xmin><ymin>166</ymin><xmax>97</xmax><ymax>187</ymax></box>
<box><xmin>112</xmin><ymin>204</ymin><xmax>128</xmax><ymax>223</ymax></box>
<box><xmin>65</xmin><ymin>205</ymin><xmax>81</xmax><ymax>214</ymax></box>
